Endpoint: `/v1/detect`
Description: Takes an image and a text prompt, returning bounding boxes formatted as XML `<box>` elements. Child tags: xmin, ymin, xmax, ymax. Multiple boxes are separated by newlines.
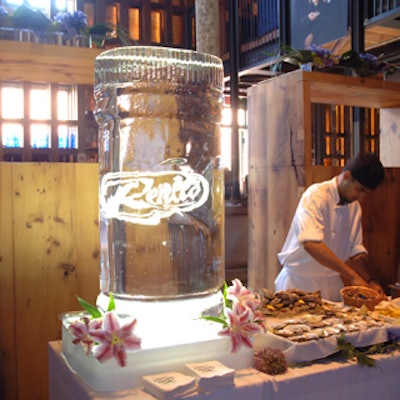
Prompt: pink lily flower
<box><xmin>69</xmin><ymin>316</ymin><xmax>102</xmax><ymax>355</ymax></box>
<box><xmin>227</xmin><ymin>278</ymin><xmax>261</xmax><ymax>311</ymax></box>
<box><xmin>253</xmin><ymin>309</ymin><xmax>268</xmax><ymax>333</ymax></box>
<box><xmin>218</xmin><ymin>303</ymin><xmax>262</xmax><ymax>353</ymax></box>
<box><xmin>89</xmin><ymin>311</ymin><xmax>141</xmax><ymax>367</ymax></box>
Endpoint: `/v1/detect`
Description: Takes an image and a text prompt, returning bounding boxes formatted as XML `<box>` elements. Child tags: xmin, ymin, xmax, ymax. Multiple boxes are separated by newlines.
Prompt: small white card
<box><xmin>142</xmin><ymin>371</ymin><xmax>196</xmax><ymax>400</ymax></box>
<box><xmin>185</xmin><ymin>360</ymin><xmax>235</xmax><ymax>393</ymax></box>
<box><xmin>185</xmin><ymin>360</ymin><xmax>235</xmax><ymax>379</ymax></box>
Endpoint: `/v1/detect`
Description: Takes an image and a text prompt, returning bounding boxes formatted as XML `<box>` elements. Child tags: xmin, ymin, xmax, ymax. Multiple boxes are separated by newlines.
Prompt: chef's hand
<box><xmin>346</xmin><ymin>273</ymin><xmax>369</xmax><ymax>288</ymax></box>
<box><xmin>369</xmin><ymin>280</ymin><xmax>387</xmax><ymax>301</ymax></box>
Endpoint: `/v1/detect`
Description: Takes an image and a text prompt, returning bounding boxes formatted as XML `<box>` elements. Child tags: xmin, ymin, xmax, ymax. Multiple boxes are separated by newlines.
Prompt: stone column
<box><xmin>195</xmin><ymin>0</ymin><xmax>220</xmax><ymax>56</ymax></box>
<box><xmin>380</xmin><ymin>71</ymin><xmax>400</xmax><ymax>167</ymax></box>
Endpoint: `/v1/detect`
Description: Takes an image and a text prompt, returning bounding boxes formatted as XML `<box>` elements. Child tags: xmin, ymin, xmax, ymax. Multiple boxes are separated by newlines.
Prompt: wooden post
<box><xmin>247</xmin><ymin>72</ymin><xmax>307</xmax><ymax>292</ymax></box>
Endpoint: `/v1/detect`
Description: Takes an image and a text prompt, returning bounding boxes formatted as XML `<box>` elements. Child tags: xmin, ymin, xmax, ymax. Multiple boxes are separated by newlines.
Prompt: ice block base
<box><xmin>61</xmin><ymin>313</ymin><xmax>254</xmax><ymax>392</ymax></box>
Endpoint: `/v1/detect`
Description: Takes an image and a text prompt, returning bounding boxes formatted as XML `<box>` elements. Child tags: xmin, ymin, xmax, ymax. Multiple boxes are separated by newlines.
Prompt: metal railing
<box><xmin>222</xmin><ymin>0</ymin><xmax>400</xmax><ymax>74</ymax></box>
<box><xmin>222</xmin><ymin>0</ymin><xmax>281</xmax><ymax>75</ymax></box>
<box><xmin>368</xmin><ymin>0</ymin><xmax>400</xmax><ymax>17</ymax></box>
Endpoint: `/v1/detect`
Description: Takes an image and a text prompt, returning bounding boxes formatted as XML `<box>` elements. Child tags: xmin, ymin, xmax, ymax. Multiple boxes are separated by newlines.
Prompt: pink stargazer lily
<box><xmin>69</xmin><ymin>316</ymin><xmax>102</xmax><ymax>355</ymax></box>
<box><xmin>218</xmin><ymin>302</ymin><xmax>262</xmax><ymax>353</ymax></box>
<box><xmin>227</xmin><ymin>278</ymin><xmax>261</xmax><ymax>311</ymax></box>
<box><xmin>89</xmin><ymin>311</ymin><xmax>141</xmax><ymax>367</ymax></box>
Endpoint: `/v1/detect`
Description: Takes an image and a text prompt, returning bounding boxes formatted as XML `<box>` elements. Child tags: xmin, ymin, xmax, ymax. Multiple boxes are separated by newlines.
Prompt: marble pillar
<box><xmin>195</xmin><ymin>0</ymin><xmax>220</xmax><ymax>56</ymax></box>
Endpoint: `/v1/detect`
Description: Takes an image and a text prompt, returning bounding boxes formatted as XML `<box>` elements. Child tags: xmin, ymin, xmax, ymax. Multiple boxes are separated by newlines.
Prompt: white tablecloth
<box><xmin>48</xmin><ymin>341</ymin><xmax>400</xmax><ymax>400</ymax></box>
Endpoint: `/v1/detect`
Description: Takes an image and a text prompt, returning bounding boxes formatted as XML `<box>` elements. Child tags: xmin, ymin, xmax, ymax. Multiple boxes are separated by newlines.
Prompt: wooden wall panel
<box><xmin>0</xmin><ymin>162</ymin><xmax>100</xmax><ymax>400</ymax></box>
<box><xmin>72</xmin><ymin>163</ymin><xmax>100</xmax><ymax>305</ymax></box>
<box><xmin>0</xmin><ymin>164</ymin><xmax>17</xmax><ymax>400</ymax></box>
<box><xmin>362</xmin><ymin>168</ymin><xmax>400</xmax><ymax>287</ymax></box>
<box><xmin>0</xmin><ymin>40</ymin><xmax>103</xmax><ymax>84</ymax></box>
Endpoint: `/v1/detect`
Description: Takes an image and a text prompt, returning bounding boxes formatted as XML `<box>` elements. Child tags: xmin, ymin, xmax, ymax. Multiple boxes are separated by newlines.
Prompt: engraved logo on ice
<box><xmin>100</xmin><ymin>171</ymin><xmax>210</xmax><ymax>225</ymax></box>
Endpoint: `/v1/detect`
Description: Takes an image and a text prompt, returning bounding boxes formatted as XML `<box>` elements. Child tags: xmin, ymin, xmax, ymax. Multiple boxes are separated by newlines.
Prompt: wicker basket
<box><xmin>340</xmin><ymin>286</ymin><xmax>380</xmax><ymax>311</ymax></box>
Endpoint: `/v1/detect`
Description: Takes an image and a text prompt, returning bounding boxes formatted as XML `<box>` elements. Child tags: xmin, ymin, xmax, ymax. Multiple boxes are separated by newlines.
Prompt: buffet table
<box><xmin>49</xmin><ymin>341</ymin><xmax>400</xmax><ymax>400</ymax></box>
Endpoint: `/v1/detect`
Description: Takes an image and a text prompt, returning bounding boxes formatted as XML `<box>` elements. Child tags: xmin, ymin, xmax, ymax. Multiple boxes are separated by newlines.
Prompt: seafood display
<box><xmin>260</xmin><ymin>288</ymin><xmax>325</xmax><ymax>317</ymax></box>
<box><xmin>259</xmin><ymin>289</ymin><xmax>389</xmax><ymax>343</ymax></box>
<box><xmin>268</xmin><ymin>309</ymin><xmax>387</xmax><ymax>342</ymax></box>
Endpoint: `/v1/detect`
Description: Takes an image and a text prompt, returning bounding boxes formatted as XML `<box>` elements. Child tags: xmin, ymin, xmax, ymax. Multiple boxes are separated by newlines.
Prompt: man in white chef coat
<box><xmin>275</xmin><ymin>152</ymin><xmax>386</xmax><ymax>302</ymax></box>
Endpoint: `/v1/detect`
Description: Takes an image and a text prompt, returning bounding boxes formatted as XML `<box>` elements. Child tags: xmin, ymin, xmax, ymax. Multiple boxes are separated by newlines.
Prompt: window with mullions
<box><xmin>0</xmin><ymin>81</ymin><xmax>78</xmax><ymax>159</ymax></box>
<box><xmin>312</xmin><ymin>104</ymin><xmax>380</xmax><ymax>167</ymax></box>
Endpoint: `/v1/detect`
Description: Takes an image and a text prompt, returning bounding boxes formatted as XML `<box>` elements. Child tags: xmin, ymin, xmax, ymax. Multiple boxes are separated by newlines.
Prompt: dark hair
<box><xmin>344</xmin><ymin>152</ymin><xmax>385</xmax><ymax>190</ymax></box>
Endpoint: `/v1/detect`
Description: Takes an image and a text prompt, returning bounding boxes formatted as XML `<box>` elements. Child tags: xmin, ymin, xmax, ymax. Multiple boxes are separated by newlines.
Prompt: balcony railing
<box><xmin>221</xmin><ymin>0</ymin><xmax>280</xmax><ymax>78</ymax></box>
<box><xmin>368</xmin><ymin>0</ymin><xmax>400</xmax><ymax>16</ymax></box>
<box><xmin>222</xmin><ymin>0</ymin><xmax>400</xmax><ymax>79</ymax></box>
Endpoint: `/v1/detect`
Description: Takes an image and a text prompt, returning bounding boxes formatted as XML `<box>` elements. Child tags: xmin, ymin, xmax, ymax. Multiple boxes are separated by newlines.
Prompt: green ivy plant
<box><xmin>336</xmin><ymin>332</ymin><xmax>400</xmax><ymax>368</ymax></box>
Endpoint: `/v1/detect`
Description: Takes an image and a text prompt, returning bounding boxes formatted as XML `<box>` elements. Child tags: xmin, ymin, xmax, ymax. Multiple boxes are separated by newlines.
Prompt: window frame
<box><xmin>0</xmin><ymin>81</ymin><xmax>79</xmax><ymax>162</ymax></box>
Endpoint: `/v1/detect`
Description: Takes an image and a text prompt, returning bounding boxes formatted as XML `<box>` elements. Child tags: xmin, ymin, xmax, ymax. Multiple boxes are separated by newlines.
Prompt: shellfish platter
<box><xmin>253</xmin><ymin>289</ymin><xmax>399</xmax><ymax>364</ymax></box>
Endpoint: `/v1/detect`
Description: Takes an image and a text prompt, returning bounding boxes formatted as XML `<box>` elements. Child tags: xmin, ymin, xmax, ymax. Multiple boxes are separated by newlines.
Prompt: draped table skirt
<box><xmin>49</xmin><ymin>340</ymin><xmax>400</xmax><ymax>400</ymax></box>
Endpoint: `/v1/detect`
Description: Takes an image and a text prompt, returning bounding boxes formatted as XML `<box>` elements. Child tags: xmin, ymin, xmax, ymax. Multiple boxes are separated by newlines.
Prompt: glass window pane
<box><xmin>2</xmin><ymin>84</ymin><xmax>23</xmax><ymax>119</ymax></box>
<box><xmin>220</xmin><ymin>126</ymin><xmax>231</xmax><ymax>170</ymax></box>
<box><xmin>31</xmin><ymin>123</ymin><xmax>51</xmax><ymax>148</ymax></box>
<box><xmin>58</xmin><ymin>91</ymin><xmax>69</xmax><ymax>120</ymax></box>
<box><xmin>28</xmin><ymin>0</ymin><xmax>50</xmax><ymax>8</ymax></box>
<box><xmin>66</xmin><ymin>0</ymin><xmax>75</xmax><ymax>12</ymax></box>
<box><xmin>55</xmin><ymin>0</ymin><xmax>68</xmax><ymax>11</ymax></box>
<box><xmin>5</xmin><ymin>0</ymin><xmax>23</xmax><ymax>5</ymax></box>
<box><xmin>83</xmin><ymin>2</ymin><xmax>95</xmax><ymax>26</ymax></box>
<box><xmin>191</xmin><ymin>14</ymin><xmax>195</xmax><ymax>48</ymax></box>
<box><xmin>2</xmin><ymin>123</ymin><xmax>23</xmax><ymax>147</ymax></box>
<box><xmin>58</xmin><ymin>85</ymin><xmax>77</xmax><ymax>120</ymax></box>
<box><xmin>27</xmin><ymin>0</ymin><xmax>51</xmax><ymax>17</ymax></box>
<box><xmin>128</xmin><ymin>7</ymin><xmax>140</xmax><ymax>41</ymax></box>
<box><xmin>105</xmin><ymin>4</ymin><xmax>119</xmax><ymax>26</ymax></box>
<box><xmin>238</xmin><ymin>108</ymin><xmax>247</xmax><ymax>127</ymax></box>
<box><xmin>172</xmin><ymin>14</ymin><xmax>183</xmax><ymax>46</ymax></box>
<box><xmin>151</xmin><ymin>10</ymin><xmax>164</xmax><ymax>43</ymax></box>
<box><xmin>30</xmin><ymin>84</ymin><xmax>50</xmax><ymax>120</ymax></box>
<box><xmin>221</xmin><ymin>107</ymin><xmax>231</xmax><ymax>126</ymax></box>
<box><xmin>58</xmin><ymin>125</ymin><xmax>77</xmax><ymax>149</ymax></box>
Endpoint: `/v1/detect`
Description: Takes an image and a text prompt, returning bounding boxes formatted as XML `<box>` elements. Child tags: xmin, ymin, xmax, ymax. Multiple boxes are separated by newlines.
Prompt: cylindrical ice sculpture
<box><xmin>94</xmin><ymin>47</ymin><xmax>225</xmax><ymax>306</ymax></box>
